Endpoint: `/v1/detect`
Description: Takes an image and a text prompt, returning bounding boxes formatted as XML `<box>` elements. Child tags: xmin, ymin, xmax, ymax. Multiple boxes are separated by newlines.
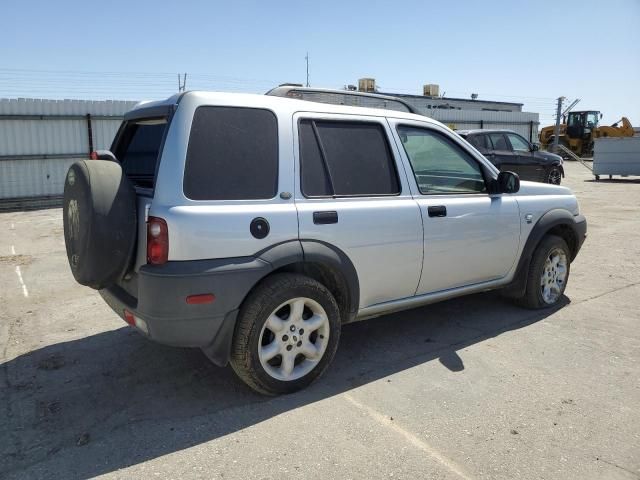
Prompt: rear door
<box><xmin>293</xmin><ymin>113</ymin><xmax>423</xmax><ymax>308</ymax></box>
<box><xmin>111</xmin><ymin>112</ymin><xmax>171</xmax><ymax>270</ymax></box>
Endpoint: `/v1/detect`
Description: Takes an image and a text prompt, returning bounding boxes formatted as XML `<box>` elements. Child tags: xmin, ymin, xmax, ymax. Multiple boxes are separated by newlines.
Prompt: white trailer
<box><xmin>593</xmin><ymin>136</ymin><xmax>640</xmax><ymax>181</ymax></box>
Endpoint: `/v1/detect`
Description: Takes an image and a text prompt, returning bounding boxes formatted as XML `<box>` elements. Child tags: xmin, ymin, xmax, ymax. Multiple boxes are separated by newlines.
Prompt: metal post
<box><xmin>86</xmin><ymin>114</ymin><xmax>94</xmax><ymax>155</ymax></box>
<box><xmin>178</xmin><ymin>73</ymin><xmax>187</xmax><ymax>92</ymax></box>
<box><xmin>529</xmin><ymin>120</ymin><xmax>534</xmax><ymax>143</ymax></box>
<box><xmin>552</xmin><ymin>96</ymin><xmax>565</xmax><ymax>153</ymax></box>
<box><xmin>305</xmin><ymin>53</ymin><xmax>309</xmax><ymax>87</ymax></box>
<box><xmin>480</xmin><ymin>119</ymin><xmax>484</xmax><ymax>129</ymax></box>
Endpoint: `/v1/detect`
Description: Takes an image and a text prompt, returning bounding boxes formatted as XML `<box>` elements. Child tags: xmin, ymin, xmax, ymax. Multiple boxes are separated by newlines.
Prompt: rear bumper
<box><xmin>99</xmin><ymin>256</ymin><xmax>272</xmax><ymax>363</ymax></box>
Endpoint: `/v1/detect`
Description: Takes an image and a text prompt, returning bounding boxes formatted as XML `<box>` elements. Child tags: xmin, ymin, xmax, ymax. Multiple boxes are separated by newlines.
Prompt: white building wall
<box><xmin>427</xmin><ymin>109</ymin><xmax>540</xmax><ymax>141</ymax></box>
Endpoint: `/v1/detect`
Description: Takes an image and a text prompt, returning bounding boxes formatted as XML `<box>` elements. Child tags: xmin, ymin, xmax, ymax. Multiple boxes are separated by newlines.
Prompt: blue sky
<box><xmin>1</xmin><ymin>0</ymin><xmax>639</xmax><ymax>126</ymax></box>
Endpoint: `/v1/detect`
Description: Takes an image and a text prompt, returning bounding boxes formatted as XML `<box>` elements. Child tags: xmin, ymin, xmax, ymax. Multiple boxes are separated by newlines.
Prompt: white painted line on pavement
<box><xmin>15</xmin><ymin>266</ymin><xmax>29</xmax><ymax>298</ymax></box>
<box><xmin>344</xmin><ymin>393</ymin><xmax>473</xmax><ymax>480</ymax></box>
<box><xmin>11</xmin><ymin>245</ymin><xmax>16</xmax><ymax>255</ymax></box>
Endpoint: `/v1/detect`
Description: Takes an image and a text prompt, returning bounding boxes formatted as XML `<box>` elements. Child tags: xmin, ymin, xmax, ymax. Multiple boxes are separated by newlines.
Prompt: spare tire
<box><xmin>63</xmin><ymin>160</ymin><xmax>137</xmax><ymax>290</ymax></box>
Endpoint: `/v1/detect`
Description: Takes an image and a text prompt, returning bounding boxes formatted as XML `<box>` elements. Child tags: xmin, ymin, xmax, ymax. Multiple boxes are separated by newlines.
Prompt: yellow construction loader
<box><xmin>539</xmin><ymin>111</ymin><xmax>634</xmax><ymax>157</ymax></box>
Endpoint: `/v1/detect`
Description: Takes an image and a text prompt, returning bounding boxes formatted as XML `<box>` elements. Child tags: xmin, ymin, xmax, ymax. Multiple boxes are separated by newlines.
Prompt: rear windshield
<box><xmin>113</xmin><ymin>118</ymin><xmax>168</xmax><ymax>189</ymax></box>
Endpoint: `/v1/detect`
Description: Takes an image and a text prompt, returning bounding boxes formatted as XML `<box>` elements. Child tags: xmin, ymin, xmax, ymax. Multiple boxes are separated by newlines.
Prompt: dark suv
<box><xmin>458</xmin><ymin>129</ymin><xmax>564</xmax><ymax>185</ymax></box>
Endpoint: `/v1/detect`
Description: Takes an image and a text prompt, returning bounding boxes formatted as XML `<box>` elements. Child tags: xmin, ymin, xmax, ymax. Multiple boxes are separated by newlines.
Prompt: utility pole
<box><xmin>552</xmin><ymin>96</ymin><xmax>565</xmax><ymax>153</ymax></box>
<box><xmin>305</xmin><ymin>53</ymin><xmax>309</xmax><ymax>87</ymax></box>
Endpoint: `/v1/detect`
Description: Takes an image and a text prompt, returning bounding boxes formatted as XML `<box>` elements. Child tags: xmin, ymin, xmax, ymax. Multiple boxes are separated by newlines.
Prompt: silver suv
<box><xmin>63</xmin><ymin>91</ymin><xmax>587</xmax><ymax>395</ymax></box>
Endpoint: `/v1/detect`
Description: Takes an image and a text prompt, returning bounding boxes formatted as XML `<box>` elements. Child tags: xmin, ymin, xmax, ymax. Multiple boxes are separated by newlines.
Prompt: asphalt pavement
<box><xmin>1</xmin><ymin>161</ymin><xmax>638</xmax><ymax>479</ymax></box>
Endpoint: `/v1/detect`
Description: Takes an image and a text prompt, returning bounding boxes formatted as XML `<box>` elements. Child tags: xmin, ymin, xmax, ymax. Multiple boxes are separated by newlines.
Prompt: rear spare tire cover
<box><xmin>63</xmin><ymin>160</ymin><xmax>137</xmax><ymax>289</ymax></box>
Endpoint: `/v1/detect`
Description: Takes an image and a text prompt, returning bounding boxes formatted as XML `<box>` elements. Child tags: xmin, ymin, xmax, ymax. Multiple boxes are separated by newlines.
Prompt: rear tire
<box><xmin>230</xmin><ymin>273</ymin><xmax>341</xmax><ymax>395</ymax></box>
<box><xmin>517</xmin><ymin>235</ymin><xmax>570</xmax><ymax>309</ymax></box>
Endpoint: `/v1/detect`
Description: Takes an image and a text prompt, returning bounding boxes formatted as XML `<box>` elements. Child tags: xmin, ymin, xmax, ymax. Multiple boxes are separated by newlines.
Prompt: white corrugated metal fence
<box><xmin>0</xmin><ymin>98</ymin><xmax>136</xmax><ymax>201</ymax></box>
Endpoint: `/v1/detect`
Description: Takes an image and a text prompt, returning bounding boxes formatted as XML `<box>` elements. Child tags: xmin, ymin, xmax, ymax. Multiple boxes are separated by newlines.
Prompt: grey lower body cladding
<box><xmin>99</xmin><ymin>255</ymin><xmax>273</xmax><ymax>364</ymax></box>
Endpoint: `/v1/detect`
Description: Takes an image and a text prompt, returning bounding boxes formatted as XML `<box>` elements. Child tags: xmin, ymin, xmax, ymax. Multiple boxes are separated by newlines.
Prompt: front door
<box><xmin>505</xmin><ymin>132</ymin><xmax>545</xmax><ymax>182</ymax></box>
<box><xmin>390</xmin><ymin>120</ymin><xmax>521</xmax><ymax>294</ymax></box>
<box><xmin>293</xmin><ymin>113</ymin><xmax>423</xmax><ymax>308</ymax></box>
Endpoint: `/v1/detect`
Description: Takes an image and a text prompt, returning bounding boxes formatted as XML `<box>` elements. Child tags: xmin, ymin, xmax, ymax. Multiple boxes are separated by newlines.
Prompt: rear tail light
<box><xmin>147</xmin><ymin>216</ymin><xmax>169</xmax><ymax>265</ymax></box>
<box><xmin>123</xmin><ymin>310</ymin><xmax>136</xmax><ymax>326</ymax></box>
<box><xmin>89</xmin><ymin>151</ymin><xmax>98</xmax><ymax>160</ymax></box>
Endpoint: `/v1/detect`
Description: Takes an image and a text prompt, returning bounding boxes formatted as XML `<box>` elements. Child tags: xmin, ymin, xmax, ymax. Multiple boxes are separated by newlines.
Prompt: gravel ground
<box><xmin>1</xmin><ymin>161</ymin><xmax>639</xmax><ymax>480</ymax></box>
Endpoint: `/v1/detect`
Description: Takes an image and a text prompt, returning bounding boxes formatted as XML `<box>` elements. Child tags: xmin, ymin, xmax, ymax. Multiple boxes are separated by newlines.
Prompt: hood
<box><xmin>535</xmin><ymin>150</ymin><xmax>563</xmax><ymax>165</ymax></box>
<box><xmin>516</xmin><ymin>181</ymin><xmax>571</xmax><ymax>196</ymax></box>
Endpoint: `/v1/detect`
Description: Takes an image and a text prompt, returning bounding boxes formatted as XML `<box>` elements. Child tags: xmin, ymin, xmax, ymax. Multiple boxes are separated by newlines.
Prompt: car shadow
<box><xmin>1</xmin><ymin>291</ymin><xmax>568</xmax><ymax>479</ymax></box>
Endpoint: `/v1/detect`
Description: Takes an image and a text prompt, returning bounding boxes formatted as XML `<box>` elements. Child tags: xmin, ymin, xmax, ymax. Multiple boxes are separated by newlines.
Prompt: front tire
<box><xmin>546</xmin><ymin>166</ymin><xmax>562</xmax><ymax>185</ymax></box>
<box><xmin>230</xmin><ymin>273</ymin><xmax>341</xmax><ymax>395</ymax></box>
<box><xmin>518</xmin><ymin>235</ymin><xmax>571</xmax><ymax>309</ymax></box>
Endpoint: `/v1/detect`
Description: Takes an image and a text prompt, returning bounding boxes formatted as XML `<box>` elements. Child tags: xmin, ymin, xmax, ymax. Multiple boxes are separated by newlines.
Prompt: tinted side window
<box><xmin>184</xmin><ymin>107</ymin><xmax>278</xmax><ymax>200</ymax></box>
<box><xmin>398</xmin><ymin>126</ymin><xmax>486</xmax><ymax>194</ymax></box>
<box><xmin>488</xmin><ymin>133</ymin><xmax>509</xmax><ymax>150</ymax></box>
<box><xmin>299</xmin><ymin>120</ymin><xmax>400</xmax><ymax>197</ymax></box>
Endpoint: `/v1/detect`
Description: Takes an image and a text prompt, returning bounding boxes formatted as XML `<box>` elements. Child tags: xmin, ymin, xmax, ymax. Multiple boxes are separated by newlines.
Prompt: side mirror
<box><xmin>495</xmin><ymin>171</ymin><xmax>520</xmax><ymax>194</ymax></box>
<box><xmin>531</xmin><ymin>143</ymin><xmax>539</xmax><ymax>151</ymax></box>
<box><xmin>90</xmin><ymin>150</ymin><xmax>117</xmax><ymax>162</ymax></box>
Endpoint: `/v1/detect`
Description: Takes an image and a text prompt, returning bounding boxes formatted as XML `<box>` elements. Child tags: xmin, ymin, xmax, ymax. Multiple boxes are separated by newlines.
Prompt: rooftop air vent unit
<box><xmin>358</xmin><ymin>78</ymin><xmax>376</xmax><ymax>92</ymax></box>
<box><xmin>423</xmin><ymin>84</ymin><xmax>440</xmax><ymax>97</ymax></box>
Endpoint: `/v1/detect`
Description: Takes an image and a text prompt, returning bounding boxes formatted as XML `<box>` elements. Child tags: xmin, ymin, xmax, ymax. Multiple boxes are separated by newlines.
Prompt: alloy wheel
<box><xmin>540</xmin><ymin>248</ymin><xmax>568</xmax><ymax>304</ymax></box>
<box><xmin>258</xmin><ymin>297</ymin><xmax>330</xmax><ymax>381</ymax></box>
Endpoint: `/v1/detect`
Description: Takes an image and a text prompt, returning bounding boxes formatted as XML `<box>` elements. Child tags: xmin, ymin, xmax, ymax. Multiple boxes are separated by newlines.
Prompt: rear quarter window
<box><xmin>183</xmin><ymin>106</ymin><xmax>278</xmax><ymax>200</ymax></box>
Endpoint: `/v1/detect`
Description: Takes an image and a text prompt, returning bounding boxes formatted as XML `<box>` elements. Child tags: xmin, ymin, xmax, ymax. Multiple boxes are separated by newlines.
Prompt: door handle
<box><xmin>313</xmin><ymin>211</ymin><xmax>338</xmax><ymax>225</ymax></box>
<box><xmin>427</xmin><ymin>205</ymin><xmax>447</xmax><ymax>218</ymax></box>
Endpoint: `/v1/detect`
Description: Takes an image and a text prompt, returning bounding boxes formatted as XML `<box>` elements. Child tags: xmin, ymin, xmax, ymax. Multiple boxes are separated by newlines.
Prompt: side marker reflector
<box><xmin>186</xmin><ymin>294</ymin><xmax>215</xmax><ymax>305</ymax></box>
